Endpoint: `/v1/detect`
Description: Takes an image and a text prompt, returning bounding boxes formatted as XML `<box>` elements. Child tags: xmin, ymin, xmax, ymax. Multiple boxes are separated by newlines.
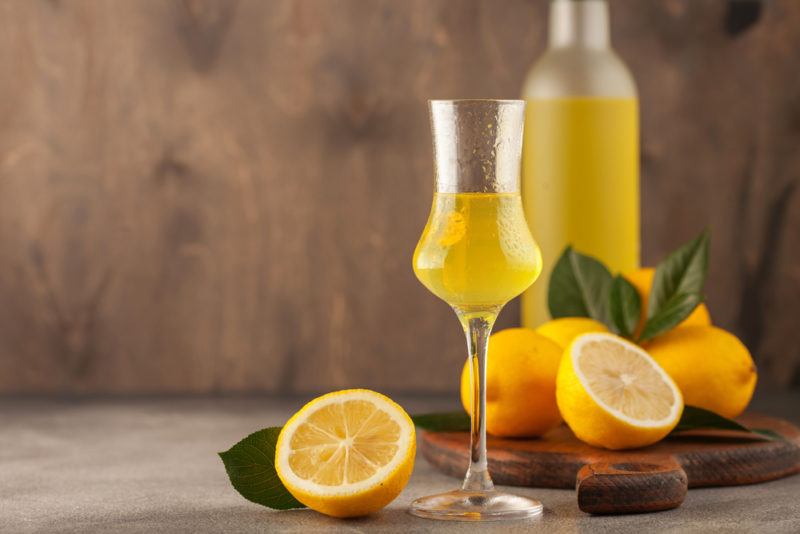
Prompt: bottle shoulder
<box><xmin>522</xmin><ymin>48</ymin><xmax>637</xmax><ymax>99</ymax></box>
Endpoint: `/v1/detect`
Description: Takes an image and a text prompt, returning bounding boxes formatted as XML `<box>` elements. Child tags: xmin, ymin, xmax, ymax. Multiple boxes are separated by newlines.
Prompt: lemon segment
<box><xmin>557</xmin><ymin>333</ymin><xmax>683</xmax><ymax>450</ymax></box>
<box><xmin>275</xmin><ymin>389</ymin><xmax>415</xmax><ymax>518</ymax></box>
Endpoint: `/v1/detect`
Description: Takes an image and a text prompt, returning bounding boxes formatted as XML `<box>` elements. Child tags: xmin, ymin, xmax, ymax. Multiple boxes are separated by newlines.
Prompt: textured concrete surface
<box><xmin>2</xmin><ymin>393</ymin><xmax>799</xmax><ymax>533</ymax></box>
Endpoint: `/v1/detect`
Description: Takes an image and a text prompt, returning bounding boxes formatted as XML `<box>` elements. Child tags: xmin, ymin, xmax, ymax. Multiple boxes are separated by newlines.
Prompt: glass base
<box><xmin>409</xmin><ymin>489</ymin><xmax>543</xmax><ymax>522</ymax></box>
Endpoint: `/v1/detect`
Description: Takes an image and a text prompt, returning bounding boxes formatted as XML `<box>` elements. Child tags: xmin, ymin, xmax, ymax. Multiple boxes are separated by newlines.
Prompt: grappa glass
<box><xmin>410</xmin><ymin>100</ymin><xmax>544</xmax><ymax>521</ymax></box>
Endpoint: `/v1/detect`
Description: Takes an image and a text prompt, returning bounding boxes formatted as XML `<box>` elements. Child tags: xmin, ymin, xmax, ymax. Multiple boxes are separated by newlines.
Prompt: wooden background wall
<box><xmin>0</xmin><ymin>0</ymin><xmax>797</xmax><ymax>394</ymax></box>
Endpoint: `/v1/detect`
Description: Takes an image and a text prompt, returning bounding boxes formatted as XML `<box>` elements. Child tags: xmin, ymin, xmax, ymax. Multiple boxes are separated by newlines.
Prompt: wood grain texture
<box><xmin>419</xmin><ymin>413</ymin><xmax>800</xmax><ymax>495</ymax></box>
<box><xmin>576</xmin><ymin>459</ymin><xmax>688</xmax><ymax>514</ymax></box>
<box><xmin>0</xmin><ymin>0</ymin><xmax>797</xmax><ymax>393</ymax></box>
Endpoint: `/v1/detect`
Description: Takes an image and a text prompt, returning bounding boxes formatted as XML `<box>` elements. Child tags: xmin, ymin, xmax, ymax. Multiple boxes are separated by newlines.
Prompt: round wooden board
<box><xmin>420</xmin><ymin>412</ymin><xmax>800</xmax><ymax>513</ymax></box>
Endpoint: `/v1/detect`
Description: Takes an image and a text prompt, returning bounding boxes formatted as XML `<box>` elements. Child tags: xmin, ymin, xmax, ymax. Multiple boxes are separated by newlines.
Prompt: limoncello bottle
<box><xmin>521</xmin><ymin>0</ymin><xmax>640</xmax><ymax>327</ymax></box>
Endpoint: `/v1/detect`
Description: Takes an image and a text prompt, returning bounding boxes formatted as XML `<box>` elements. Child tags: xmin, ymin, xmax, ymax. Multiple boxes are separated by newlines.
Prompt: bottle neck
<box><xmin>549</xmin><ymin>0</ymin><xmax>610</xmax><ymax>50</ymax></box>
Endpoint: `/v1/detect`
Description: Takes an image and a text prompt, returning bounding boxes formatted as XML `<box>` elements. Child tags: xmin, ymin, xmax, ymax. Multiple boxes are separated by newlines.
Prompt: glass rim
<box><xmin>428</xmin><ymin>98</ymin><xmax>524</xmax><ymax>105</ymax></box>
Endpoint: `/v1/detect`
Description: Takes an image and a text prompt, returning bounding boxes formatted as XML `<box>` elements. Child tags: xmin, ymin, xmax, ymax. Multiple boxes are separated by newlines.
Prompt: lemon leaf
<box><xmin>640</xmin><ymin>292</ymin><xmax>702</xmax><ymax>342</ymax></box>
<box><xmin>411</xmin><ymin>411</ymin><xmax>471</xmax><ymax>432</ymax></box>
<box><xmin>548</xmin><ymin>246</ymin><xmax>613</xmax><ymax>325</ymax></box>
<box><xmin>218</xmin><ymin>427</ymin><xmax>306</xmax><ymax>510</ymax></box>
<box><xmin>648</xmin><ymin>230</ymin><xmax>709</xmax><ymax>320</ymax></box>
<box><xmin>609</xmin><ymin>275</ymin><xmax>641</xmax><ymax>338</ymax></box>
<box><xmin>671</xmin><ymin>405</ymin><xmax>778</xmax><ymax>441</ymax></box>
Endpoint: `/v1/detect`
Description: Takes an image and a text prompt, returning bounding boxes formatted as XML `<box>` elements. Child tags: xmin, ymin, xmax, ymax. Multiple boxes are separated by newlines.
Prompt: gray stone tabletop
<box><xmin>2</xmin><ymin>392</ymin><xmax>799</xmax><ymax>533</ymax></box>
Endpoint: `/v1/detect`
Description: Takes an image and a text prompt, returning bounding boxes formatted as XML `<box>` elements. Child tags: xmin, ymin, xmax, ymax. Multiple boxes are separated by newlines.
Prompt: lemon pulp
<box><xmin>287</xmin><ymin>399</ymin><xmax>401</xmax><ymax>485</ymax></box>
<box><xmin>578</xmin><ymin>338</ymin><xmax>675</xmax><ymax>423</ymax></box>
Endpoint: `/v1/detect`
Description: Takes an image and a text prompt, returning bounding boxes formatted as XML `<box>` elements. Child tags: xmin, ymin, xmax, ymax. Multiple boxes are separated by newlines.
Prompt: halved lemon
<box><xmin>275</xmin><ymin>389</ymin><xmax>416</xmax><ymax>517</ymax></box>
<box><xmin>556</xmin><ymin>333</ymin><xmax>683</xmax><ymax>450</ymax></box>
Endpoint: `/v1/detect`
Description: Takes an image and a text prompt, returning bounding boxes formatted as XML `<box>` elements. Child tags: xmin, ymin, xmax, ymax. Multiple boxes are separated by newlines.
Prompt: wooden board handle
<box><xmin>576</xmin><ymin>459</ymin><xmax>688</xmax><ymax>515</ymax></box>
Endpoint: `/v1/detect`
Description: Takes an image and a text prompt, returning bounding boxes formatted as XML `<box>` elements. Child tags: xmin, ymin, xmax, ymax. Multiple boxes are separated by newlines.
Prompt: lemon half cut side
<box><xmin>275</xmin><ymin>389</ymin><xmax>416</xmax><ymax>517</ymax></box>
<box><xmin>556</xmin><ymin>333</ymin><xmax>684</xmax><ymax>450</ymax></box>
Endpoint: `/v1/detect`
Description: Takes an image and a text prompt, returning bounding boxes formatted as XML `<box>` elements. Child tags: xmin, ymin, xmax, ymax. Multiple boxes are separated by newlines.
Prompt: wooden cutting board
<box><xmin>419</xmin><ymin>413</ymin><xmax>800</xmax><ymax>514</ymax></box>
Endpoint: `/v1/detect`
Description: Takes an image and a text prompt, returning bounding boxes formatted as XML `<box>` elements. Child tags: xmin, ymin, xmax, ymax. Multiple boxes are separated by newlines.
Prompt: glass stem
<box><xmin>458</xmin><ymin>310</ymin><xmax>498</xmax><ymax>492</ymax></box>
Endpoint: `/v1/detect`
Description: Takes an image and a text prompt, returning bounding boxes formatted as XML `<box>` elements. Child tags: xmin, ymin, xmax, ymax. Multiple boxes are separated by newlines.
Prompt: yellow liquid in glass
<box><xmin>413</xmin><ymin>192</ymin><xmax>542</xmax><ymax>309</ymax></box>
<box><xmin>521</xmin><ymin>97</ymin><xmax>640</xmax><ymax>327</ymax></box>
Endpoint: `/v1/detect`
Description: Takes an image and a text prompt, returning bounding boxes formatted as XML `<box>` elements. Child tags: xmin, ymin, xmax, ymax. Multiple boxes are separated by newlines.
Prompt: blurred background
<box><xmin>0</xmin><ymin>0</ymin><xmax>797</xmax><ymax>397</ymax></box>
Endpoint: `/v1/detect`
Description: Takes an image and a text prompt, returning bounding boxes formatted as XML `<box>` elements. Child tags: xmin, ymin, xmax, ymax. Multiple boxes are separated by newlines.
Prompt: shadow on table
<box><xmin>84</xmin><ymin>504</ymin><xmax>558</xmax><ymax>533</ymax></box>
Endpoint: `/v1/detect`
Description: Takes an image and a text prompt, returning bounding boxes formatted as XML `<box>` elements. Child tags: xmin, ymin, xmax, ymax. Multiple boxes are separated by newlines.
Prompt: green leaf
<box><xmin>609</xmin><ymin>275</ymin><xmax>641</xmax><ymax>338</ymax></box>
<box><xmin>548</xmin><ymin>246</ymin><xmax>613</xmax><ymax>325</ymax></box>
<box><xmin>750</xmin><ymin>428</ymin><xmax>785</xmax><ymax>441</ymax></box>
<box><xmin>218</xmin><ymin>427</ymin><xmax>306</xmax><ymax>510</ymax></box>
<box><xmin>639</xmin><ymin>292</ymin><xmax>702</xmax><ymax>342</ymax></box>
<box><xmin>411</xmin><ymin>411</ymin><xmax>470</xmax><ymax>432</ymax></box>
<box><xmin>671</xmin><ymin>405</ymin><xmax>777</xmax><ymax>441</ymax></box>
<box><xmin>648</xmin><ymin>230</ymin><xmax>710</xmax><ymax>320</ymax></box>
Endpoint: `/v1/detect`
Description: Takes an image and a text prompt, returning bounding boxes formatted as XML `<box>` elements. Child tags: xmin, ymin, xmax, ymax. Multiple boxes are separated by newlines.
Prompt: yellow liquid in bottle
<box><xmin>521</xmin><ymin>97</ymin><xmax>640</xmax><ymax>327</ymax></box>
<box><xmin>413</xmin><ymin>192</ymin><xmax>542</xmax><ymax>310</ymax></box>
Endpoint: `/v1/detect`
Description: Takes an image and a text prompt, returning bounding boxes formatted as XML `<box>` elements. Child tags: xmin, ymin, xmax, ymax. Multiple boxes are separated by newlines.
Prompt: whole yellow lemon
<box><xmin>536</xmin><ymin>317</ymin><xmax>609</xmax><ymax>350</ymax></box>
<box><xmin>624</xmin><ymin>267</ymin><xmax>711</xmax><ymax>337</ymax></box>
<box><xmin>460</xmin><ymin>328</ymin><xmax>563</xmax><ymax>437</ymax></box>
<box><xmin>647</xmin><ymin>326</ymin><xmax>757</xmax><ymax>419</ymax></box>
